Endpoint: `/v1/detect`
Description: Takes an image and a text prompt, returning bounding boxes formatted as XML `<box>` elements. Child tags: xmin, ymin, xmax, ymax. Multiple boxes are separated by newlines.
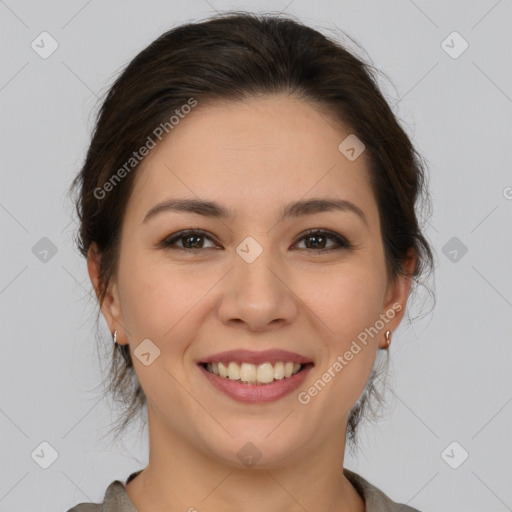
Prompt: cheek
<box><xmin>116</xmin><ymin>260</ymin><xmax>198</xmax><ymax>405</ymax></box>
<box><xmin>295</xmin><ymin>260</ymin><xmax>386</xmax><ymax>405</ymax></box>
<box><xmin>117</xmin><ymin>251</ymin><xmax>187</xmax><ymax>344</ymax></box>
<box><xmin>298</xmin><ymin>262</ymin><xmax>387</xmax><ymax>343</ymax></box>
<box><xmin>117</xmin><ymin>250</ymin><xmax>219</xmax><ymax>357</ymax></box>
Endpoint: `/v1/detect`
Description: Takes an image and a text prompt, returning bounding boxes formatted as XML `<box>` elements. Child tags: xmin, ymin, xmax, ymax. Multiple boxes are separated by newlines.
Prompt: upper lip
<box><xmin>197</xmin><ymin>349</ymin><xmax>313</xmax><ymax>366</ymax></box>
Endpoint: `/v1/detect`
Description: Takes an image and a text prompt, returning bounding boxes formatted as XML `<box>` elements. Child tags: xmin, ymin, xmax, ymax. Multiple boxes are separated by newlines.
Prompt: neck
<box><xmin>125</xmin><ymin>405</ymin><xmax>365</xmax><ymax>512</ymax></box>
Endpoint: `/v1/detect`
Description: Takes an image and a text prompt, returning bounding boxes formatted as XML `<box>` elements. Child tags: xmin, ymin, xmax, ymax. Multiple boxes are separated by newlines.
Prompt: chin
<box><xmin>200</xmin><ymin>421</ymin><xmax>306</xmax><ymax>470</ymax></box>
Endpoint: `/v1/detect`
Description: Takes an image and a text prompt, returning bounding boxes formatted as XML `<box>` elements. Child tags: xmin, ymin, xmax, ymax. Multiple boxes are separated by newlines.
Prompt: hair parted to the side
<box><xmin>70</xmin><ymin>11</ymin><xmax>435</xmax><ymax>451</ymax></box>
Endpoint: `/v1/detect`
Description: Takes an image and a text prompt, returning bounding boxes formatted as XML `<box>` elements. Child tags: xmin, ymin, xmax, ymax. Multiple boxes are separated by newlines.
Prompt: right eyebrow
<box><xmin>143</xmin><ymin>198</ymin><xmax>234</xmax><ymax>223</ymax></box>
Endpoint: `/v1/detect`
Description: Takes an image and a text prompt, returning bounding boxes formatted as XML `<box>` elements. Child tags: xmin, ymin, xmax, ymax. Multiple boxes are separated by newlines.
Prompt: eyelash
<box><xmin>160</xmin><ymin>229</ymin><xmax>352</xmax><ymax>254</ymax></box>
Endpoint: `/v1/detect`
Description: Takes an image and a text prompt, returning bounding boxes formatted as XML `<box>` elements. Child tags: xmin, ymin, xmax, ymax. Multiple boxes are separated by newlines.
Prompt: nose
<box><xmin>216</xmin><ymin>248</ymin><xmax>299</xmax><ymax>332</ymax></box>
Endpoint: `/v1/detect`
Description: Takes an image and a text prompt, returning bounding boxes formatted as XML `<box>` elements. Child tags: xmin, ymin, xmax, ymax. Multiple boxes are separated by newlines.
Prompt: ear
<box><xmin>87</xmin><ymin>243</ymin><xmax>127</xmax><ymax>344</ymax></box>
<box><xmin>379</xmin><ymin>248</ymin><xmax>417</xmax><ymax>348</ymax></box>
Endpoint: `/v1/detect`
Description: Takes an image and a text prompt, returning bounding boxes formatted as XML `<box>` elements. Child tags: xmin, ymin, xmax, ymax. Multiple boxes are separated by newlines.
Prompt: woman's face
<box><xmin>90</xmin><ymin>94</ymin><xmax>413</xmax><ymax>468</ymax></box>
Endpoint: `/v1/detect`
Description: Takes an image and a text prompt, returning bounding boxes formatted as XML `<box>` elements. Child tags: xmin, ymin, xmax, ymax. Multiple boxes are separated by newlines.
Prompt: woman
<box><xmin>68</xmin><ymin>11</ymin><xmax>433</xmax><ymax>512</ymax></box>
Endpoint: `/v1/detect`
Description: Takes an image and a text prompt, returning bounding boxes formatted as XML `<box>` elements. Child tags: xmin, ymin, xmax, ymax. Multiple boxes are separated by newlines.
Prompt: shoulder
<box><xmin>343</xmin><ymin>468</ymin><xmax>423</xmax><ymax>512</ymax></box>
<box><xmin>66</xmin><ymin>471</ymin><xmax>141</xmax><ymax>512</ymax></box>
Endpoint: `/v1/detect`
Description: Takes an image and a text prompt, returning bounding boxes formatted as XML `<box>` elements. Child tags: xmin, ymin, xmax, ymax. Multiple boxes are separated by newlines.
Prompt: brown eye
<box><xmin>294</xmin><ymin>230</ymin><xmax>350</xmax><ymax>253</ymax></box>
<box><xmin>162</xmin><ymin>230</ymin><xmax>217</xmax><ymax>250</ymax></box>
<box><xmin>161</xmin><ymin>229</ymin><xmax>351</xmax><ymax>253</ymax></box>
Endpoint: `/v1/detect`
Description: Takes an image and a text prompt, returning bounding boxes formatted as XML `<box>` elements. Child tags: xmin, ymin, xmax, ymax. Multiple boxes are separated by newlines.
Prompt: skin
<box><xmin>88</xmin><ymin>93</ymin><xmax>415</xmax><ymax>512</ymax></box>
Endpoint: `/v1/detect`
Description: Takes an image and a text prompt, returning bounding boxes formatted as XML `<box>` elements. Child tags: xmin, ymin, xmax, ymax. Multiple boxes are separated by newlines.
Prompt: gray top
<box><xmin>67</xmin><ymin>468</ymin><xmax>422</xmax><ymax>512</ymax></box>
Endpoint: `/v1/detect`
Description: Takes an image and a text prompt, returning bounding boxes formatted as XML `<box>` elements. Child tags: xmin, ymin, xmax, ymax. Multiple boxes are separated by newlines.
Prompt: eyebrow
<box><xmin>143</xmin><ymin>197</ymin><xmax>367</xmax><ymax>226</ymax></box>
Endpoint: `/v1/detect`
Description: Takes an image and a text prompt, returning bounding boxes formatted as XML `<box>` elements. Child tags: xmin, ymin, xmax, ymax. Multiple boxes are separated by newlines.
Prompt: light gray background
<box><xmin>1</xmin><ymin>1</ymin><xmax>511</xmax><ymax>511</ymax></box>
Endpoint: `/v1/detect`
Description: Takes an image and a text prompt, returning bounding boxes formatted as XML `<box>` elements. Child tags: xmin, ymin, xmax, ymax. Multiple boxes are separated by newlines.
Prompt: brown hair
<box><xmin>70</xmin><ymin>11</ymin><xmax>434</xmax><ymax>449</ymax></box>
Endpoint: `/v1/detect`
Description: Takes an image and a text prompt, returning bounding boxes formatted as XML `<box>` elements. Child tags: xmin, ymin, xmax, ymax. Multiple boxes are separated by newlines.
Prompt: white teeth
<box><xmin>206</xmin><ymin>361</ymin><xmax>304</xmax><ymax>384</ymax></box>
<box><xmin>218</xmin><ymin>362</ymin><xmax>228</xmax><ymax>378</ymax></box>
<box><xmin>240</xmin><ymin>362</ymin><xmax>256</xmax><ymax>383</ymax></box>
<box><xmin>227</xmin><ymin>361</ymin><xmax>240</xmax><ymax>380</ymax></box>
<box><xmin>273</xmin><ymin>361</ymin><xmax>284</xmax><ymax>380</ymax></box>
<box><xmin>257</xmin><ymin>363</ymin><xmax>274</xmax><ymax>384</ymax></box>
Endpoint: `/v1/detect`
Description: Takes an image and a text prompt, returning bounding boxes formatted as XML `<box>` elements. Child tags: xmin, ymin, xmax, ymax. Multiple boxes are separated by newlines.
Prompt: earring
<box><xmin>384</xmin><ymin>330</ymin><xmax>392</xmax><ymax>349</ymax></box>
<box><xmin>113</xmin><ymin>330</ymin><xmax>118</xmax><ymax>345</ymax></box>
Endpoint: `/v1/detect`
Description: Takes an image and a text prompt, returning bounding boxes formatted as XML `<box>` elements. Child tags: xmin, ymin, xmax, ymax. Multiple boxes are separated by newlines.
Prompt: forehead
<box><xmin>128</xmin><ymin>94</ymin><xmax>378</xmax><ymax>226</ymax></box>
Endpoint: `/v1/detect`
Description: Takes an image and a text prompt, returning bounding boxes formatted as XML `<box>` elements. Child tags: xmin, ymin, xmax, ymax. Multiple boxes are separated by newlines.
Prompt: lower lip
<box><xmin>198</xmin><ymin>364</ymin><xmax>313</xmax><ymax>403</ymax></box>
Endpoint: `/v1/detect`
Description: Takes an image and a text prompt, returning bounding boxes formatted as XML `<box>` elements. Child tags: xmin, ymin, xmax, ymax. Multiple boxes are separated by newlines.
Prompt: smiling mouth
<box><xmin>199</xmin><ymin>361</ymin><xmax>313</xmax><ymax>385</ymax></box>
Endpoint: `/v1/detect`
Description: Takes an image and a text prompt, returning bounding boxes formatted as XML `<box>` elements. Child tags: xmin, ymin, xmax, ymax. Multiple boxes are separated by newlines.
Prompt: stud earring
<box><xmin>384</xmin><ymin>330</ymin><xmax>392</xmax><ymax>349</ymax></box>
<box><xmin>113</xmin><ymin>330</ymin><xmax>118</xmax><ymax>345</ymax></box>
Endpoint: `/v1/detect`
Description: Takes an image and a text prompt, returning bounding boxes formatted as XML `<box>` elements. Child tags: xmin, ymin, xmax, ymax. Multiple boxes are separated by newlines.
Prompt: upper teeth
<box><xmin>206</xmin><ymin>361</ymin><xmax>302</xmax><ymax>384</ymax></box>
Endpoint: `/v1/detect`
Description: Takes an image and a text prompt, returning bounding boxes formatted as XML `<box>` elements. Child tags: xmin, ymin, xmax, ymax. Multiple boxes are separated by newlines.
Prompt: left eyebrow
<box><xmin>280</xmin><ymin>198</ymin><xmax>368</xmax><ymax>227</ymax></box>
<box><xmin>142</xmin><ymin>197</ymin><xmax>367</xmax><ymax>227</ymax></box>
